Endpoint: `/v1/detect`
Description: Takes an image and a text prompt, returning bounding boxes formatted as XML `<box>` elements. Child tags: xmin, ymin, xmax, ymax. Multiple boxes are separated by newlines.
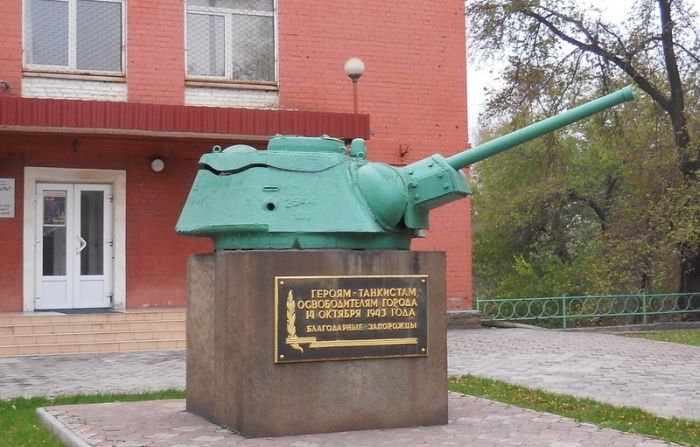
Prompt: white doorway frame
<box><xmin>23</xmin><ymin>167</ymin><xmax>126</xmax><ymax>311</ymax></box>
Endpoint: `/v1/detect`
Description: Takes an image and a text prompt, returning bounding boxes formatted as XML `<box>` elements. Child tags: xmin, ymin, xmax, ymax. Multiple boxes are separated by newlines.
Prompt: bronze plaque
<box><xmin>274</xmin><ymin>275</ymin><xmax>428</xmax><ymax>363</ymax></box>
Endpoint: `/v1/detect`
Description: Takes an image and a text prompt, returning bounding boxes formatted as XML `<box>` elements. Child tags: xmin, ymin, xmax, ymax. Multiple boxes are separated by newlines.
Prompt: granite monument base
<box><xmin>186</xmin><ymin>250</ymin><xmax>447</xmax><ymax>438</ymax></box>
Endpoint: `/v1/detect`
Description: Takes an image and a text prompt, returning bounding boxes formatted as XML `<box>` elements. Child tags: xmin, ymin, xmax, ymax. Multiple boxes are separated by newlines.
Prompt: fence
<box><xmin>476</xmin><ymin>293</ymin><xmax>700</xmax><ymax>328</ymax></box>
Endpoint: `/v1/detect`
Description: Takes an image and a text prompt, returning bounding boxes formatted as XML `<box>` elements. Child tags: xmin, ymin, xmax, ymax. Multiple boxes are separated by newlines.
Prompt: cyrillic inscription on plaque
<box><xmin>274</xmin><ymin>275</ymin><xmax>428</xmax><ymax>363</ymax></box>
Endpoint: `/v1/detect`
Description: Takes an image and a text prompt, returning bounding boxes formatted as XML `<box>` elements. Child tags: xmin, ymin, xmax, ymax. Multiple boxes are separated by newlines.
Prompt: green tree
<box><xmin>468</xmin><ymin>0</ymin><xmax>700</xmax><ymax>297</ymax></box>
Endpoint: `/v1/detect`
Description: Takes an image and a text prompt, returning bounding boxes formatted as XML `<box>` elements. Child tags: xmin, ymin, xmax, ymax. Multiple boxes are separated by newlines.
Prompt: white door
<box><xmin>35</xmin><ymin>183</ymin><xmax>113</xmax><ymax>310</ymax></box>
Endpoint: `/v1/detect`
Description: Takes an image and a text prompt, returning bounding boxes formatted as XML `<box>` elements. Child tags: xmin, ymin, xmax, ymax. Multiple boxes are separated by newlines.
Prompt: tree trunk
<box><xmin>679</xmin><ymin>253</ymin><xmax>700</xmax><ymax>319</ymax></box>
<box><xmin>680</xmin><ymin>255</ymin><xmax>700</xmax><ymax>292</ymax></box>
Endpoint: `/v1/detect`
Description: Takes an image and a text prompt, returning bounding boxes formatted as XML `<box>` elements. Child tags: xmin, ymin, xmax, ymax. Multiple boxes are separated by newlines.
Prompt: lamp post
<box><xmin>344</xmin><ymin>57</ymin><xmax>365</xmax><ymax>114</ymax></box>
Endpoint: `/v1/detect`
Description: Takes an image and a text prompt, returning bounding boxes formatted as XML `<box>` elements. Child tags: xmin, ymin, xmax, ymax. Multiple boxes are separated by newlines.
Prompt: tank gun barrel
<box><xmin>446</xmin><ymin>86</ymin><xmax>636</xmax><ymax>170</ymax></box>
<box><xmin>176</xmin><ymin>86</ymin><xmax>638</xmax><ymax>250</ymax></box>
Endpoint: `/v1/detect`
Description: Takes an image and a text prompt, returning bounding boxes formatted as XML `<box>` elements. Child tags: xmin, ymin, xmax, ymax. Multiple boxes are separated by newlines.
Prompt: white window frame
<box><xmin>22</xmin><ymin>0</ymin><xmax>127</xmax><ymax>77</ymax></box>
<box><xmin>185</xmin><ymin>0</ymin><xmax>278</xmax><ymax>86</ymax></box>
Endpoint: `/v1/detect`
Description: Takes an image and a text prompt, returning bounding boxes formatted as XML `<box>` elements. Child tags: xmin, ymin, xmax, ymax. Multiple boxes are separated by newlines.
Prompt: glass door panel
<box><xmin>42</xmin><ymin>190</ymin><xmax>68</xmax><ymax>276</ymax></box>
<box><xmin>80</xmin><ymin>190</ymin><xmax>104</xmax><ymax>275</ymax></box>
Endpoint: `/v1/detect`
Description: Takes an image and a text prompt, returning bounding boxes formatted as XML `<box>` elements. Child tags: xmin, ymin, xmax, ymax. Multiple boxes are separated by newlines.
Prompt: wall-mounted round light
<box><xmin>150</xmin><ymin>158</ymin><xmax>165</xmax><ymax>172</ymax></box>
<box><xmin>344</xmin><ymin>57</ymin><xmax>365</xmax><ymax>82</ymax></box>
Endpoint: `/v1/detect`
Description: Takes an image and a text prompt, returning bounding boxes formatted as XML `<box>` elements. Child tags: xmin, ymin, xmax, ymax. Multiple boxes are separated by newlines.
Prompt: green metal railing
<box><xmin>476</xmin><ymin>293</ymin><xmax>700</xmax><ymax>328</ymax></box>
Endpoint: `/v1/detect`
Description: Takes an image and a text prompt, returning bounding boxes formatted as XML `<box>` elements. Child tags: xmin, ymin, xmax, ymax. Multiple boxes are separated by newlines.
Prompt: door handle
<box><xmin>77</xmin><ymin>235</ymin><xmax>87</xmax><ymax>254</ymax></box>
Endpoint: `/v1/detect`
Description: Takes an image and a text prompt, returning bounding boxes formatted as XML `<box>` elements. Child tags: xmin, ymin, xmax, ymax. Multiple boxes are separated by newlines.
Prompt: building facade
<box><xmin>0</xmin><ymin>0</ymin><xmax>472</xmax><ymax>313</ymax></box>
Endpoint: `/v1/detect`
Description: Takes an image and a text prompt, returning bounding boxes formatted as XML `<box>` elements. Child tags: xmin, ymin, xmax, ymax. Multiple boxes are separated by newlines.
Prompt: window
<box><xmin>186</xmin><ymin>0</ymin><xmax>276</xmax><ymax>84</ymax></box>
<box><xmin>24</xmin><ymin>0</ymin><xmax>125</xmax><ymax>74</ymax></box>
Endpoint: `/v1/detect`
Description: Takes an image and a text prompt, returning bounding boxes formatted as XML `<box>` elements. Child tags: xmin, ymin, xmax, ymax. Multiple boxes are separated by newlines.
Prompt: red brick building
<box><xmin>0</xmin><ymin>0</ymin><xmax>471</xmax><ymax>313</ymax></box>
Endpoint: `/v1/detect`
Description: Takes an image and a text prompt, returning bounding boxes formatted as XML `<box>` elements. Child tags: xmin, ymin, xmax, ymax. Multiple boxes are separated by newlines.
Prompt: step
<box><xmin>0</xmin><ymin>309</ymin><xmax>187</xmax><ymax>357</ymax></box>
<box><xmin>0</xmin><ymin>329</ymin><xmax>186</xmax><ymax>346</ymax></box>
<box><xmin>0</xmin><ymin>309</ymin><xmax>187</xmax><ymax>326</ymax></box>
<box><xmin>0</xmin><ymin>339</ymin><xmax>186</xmax><ymax>357</ymax></box>
<box><xmin>0</xmin><ymin>319</ymin><xmax>185</xmax><ymax>336</ymax></box>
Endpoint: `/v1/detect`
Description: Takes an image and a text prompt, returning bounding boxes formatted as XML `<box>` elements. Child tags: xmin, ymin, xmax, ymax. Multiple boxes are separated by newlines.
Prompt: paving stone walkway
<box><xmin>448</xmin><ymin>328</ymin><xmax>700</xmax><ymax>420</ymax></box>
<box><xmin>3</xmin><ymin>328</ymin><xmax>700</xmax><ymax>421</ymax></box>
<box><xmin>2</xmin><ymin>327</ymin><xmax>698</xmax><ymax>446</ymax></box>
<box><xmin>41</xmin><ymin>394</ymin><xmax>675</xmax><ymax>446</ymax></box>
<box><xmin>0</xmin><ymin>350</ymin><xmax>185</xmax><ymax>399</ymax></box>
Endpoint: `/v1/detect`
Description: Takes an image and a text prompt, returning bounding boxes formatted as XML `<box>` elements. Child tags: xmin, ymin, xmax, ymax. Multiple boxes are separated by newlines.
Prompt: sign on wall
<box><xmin>0</xmin><ymin>178</ymin><xmax>14</xmax><ymax>218</ymax></box>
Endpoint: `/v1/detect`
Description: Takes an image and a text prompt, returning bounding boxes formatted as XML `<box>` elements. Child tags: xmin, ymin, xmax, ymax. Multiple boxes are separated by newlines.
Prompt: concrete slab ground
<box><xmin>39</xmin><ymin>393</ymin><xmax>676</xmax><ymax>447</ymax></box>
<box><xmin>448</xmin><ymin>328</ymin><xmax>700</xmax><ymax>420</ymax></box>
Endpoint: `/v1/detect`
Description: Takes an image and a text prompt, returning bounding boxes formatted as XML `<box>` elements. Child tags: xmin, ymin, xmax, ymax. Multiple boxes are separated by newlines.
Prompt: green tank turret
<box><xmin>176</xmin><ymin>86</ymin><xmax>635</xmax><ymax>249</ymax></box>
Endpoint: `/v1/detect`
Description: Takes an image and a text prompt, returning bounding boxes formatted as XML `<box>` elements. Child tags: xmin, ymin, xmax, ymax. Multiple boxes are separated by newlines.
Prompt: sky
<box><xmin>466</xmin><ymin>0</ymin><xmax>700</xmax><ymax>141</ymax></box>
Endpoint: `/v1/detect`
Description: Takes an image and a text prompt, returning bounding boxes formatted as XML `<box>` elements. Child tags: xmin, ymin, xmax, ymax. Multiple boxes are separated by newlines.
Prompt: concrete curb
<box><xmin>446</xmin><ymin>310</ymin><xmax>483</xmax><ymax>329</ymax></box>
<box><xmin>36</xmin><ymin>407</ymin><xmax>92</xmax><ymax>447</ymax></box>
<box><xmin>481</xmin><ymin>320</ymin><xmax>547</xmax><ymax>330</ymax></box>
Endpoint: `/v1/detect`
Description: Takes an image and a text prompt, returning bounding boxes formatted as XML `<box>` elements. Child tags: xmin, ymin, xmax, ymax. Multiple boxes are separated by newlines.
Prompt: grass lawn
<box><xmin>449</xmin><ymin>375</ymin><xmax>700</xmax><ymax>446</ymax></box>
<box><xmin>625</xmin><ymin>328</ymin><xmax>700</xmax><ymax>346</ymax></box>
<box><xmin>0</xmin><ymin>389</ymin><xmax>185</xmax><ymax>447</ymax></box>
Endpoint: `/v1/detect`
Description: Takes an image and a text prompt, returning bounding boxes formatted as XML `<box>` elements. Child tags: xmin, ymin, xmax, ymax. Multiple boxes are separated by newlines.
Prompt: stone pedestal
<box><xmin>186</xmin><ymin>250</ymin><xmax>447</xmax><ymax>438</ymax></box>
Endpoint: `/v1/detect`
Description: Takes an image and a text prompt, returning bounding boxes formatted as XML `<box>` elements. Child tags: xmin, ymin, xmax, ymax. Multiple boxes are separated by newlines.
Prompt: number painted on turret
<box><xmin>284</xmin><ymin>196</ymin><xmax>317</xmax><ymax>208</ymax></box>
